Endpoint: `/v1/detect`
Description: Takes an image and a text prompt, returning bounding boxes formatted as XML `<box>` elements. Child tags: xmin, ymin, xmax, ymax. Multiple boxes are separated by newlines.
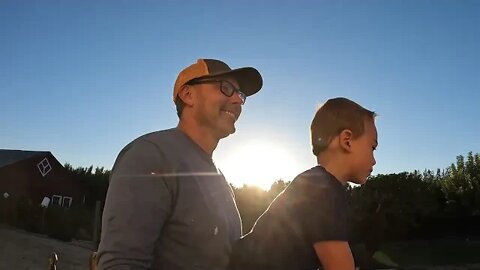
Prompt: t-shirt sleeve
<box><xmin>96</xmin><ymin>139</ymin><xmax>174</xmax><ymax>269</ymax></box>
<box><xmin>287</xmin><ymin>175</ymin><xmax>348</xmax><ymax>245</ymax></box>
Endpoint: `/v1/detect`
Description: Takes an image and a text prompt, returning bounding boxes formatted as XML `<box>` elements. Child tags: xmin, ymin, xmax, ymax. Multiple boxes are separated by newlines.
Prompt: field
<box><xmin>1</xmin><ymin>222</ymin><xmax>480</xmax><ymax>270</ymax></box>
<box><xmin>0</xmin><ymin>224</ymin><xmax>94</xmax><ymax>270</ymax></box>
<box><xmin>353</xmin><ymin>238</ymin><xmax>480</xmax><ymax>269</ymax></box>
<box><xmin>383</xmin><ymin>238</ymin><xmax>480</xmax><ymax>266</ymax></box>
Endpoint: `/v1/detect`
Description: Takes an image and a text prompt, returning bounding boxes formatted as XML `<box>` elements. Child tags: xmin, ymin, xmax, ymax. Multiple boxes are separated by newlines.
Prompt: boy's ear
<box><xmin>177</xmin><ymin>85</ymin><xmax>194</xmax><ymax>106</ymax></box>
<box><xmin>339</xmin><ymin>129</ymin><xmax>353</xmax><ymax>152</ymax></box>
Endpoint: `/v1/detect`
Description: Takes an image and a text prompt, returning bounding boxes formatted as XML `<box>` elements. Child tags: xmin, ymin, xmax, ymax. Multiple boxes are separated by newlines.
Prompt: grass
<box><xmin>378</xmin><ymin>238</ymin><xmax>480</xmax><ymax>267</ymax></box>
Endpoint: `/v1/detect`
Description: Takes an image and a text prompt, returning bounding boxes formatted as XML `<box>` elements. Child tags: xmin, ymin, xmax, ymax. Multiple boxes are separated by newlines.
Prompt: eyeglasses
<box><xmin>186</xmin><ymin>79</ymin><xmax>246</xmax><ymax>105</ymax></box>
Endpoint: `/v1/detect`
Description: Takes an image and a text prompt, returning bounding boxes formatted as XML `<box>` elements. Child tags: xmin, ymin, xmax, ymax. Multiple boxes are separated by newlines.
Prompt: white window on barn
<box><xmin>62</xmin><ymin>197</ymin><xmax>72</xmax><ymax>208</ymax></box>
<box><xmin>52</xmin><ymin>195</ymin><xmax>62</xmax><ymax>206</ymax></box>
<box><xmin>37</xmin><ymin>157</ymin><xmax>52</xmax><ymax>177</ymax></box>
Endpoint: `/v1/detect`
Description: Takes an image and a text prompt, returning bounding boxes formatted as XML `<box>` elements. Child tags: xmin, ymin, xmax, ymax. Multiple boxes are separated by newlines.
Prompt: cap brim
<box><xmin>200</xmin><ymin>67</ymin><xmax>263</xmax><ymax>97</ymax></box>
<box><xmin>229</xmin><ymin>67</ymin><xmax>263</xmax><ymax>96</ymax></box>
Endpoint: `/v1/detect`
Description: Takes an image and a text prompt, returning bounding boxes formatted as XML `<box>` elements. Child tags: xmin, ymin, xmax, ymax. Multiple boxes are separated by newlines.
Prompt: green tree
<box><xmin>233</xmin><ymin>180</ymin><xmax>289</xmax><ymax>234</ymax></box>
<box><xmin>350</xmin><ymin>172</ymin><xmax>438</xmax><ymax>261</ymax></box>
<box><xmin>233</xmin><ymin>185</ymin><xmax>270</xmax><ymax>233</ymax></box>
<box><xmin>267</xmin><ymin>179</ymin><xmax>289</xmax><ymax>200</ymax></box>
<box><xmin>64</xmin><ymin>163</ymin><xmax>110</xmax><ymax>209</ymax></box>
<box><xmin>441</xmin><ymin>152</ymin><xmax>480</xmax><ymax>216</ymax></box>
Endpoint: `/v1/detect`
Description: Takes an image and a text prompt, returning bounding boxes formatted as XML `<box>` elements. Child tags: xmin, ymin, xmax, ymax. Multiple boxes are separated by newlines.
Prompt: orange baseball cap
<box><xmin>173</xmin><ymin>59</ymin><xmax>263</xmax><ymax>101</ymax></box>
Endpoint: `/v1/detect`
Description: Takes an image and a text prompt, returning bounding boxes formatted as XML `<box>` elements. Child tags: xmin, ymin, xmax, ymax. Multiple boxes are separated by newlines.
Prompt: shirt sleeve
<box><xmin>96</xmin><ymin>139</ymin><xmax>174</xmax><ymax>270</ymax></box>
<box><xmin>287</xmin><ymin>176</ymin><xmax>348</xmax><ymax>245</ymax></box>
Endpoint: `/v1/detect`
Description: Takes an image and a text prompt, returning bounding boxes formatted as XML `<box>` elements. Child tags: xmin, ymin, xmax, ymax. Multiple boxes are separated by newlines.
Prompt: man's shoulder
<box><xmin>137</xmin><ymin>128</ymin><xmax>178</xmax><ymax>143</ymax></box>
<box><xmin>112</xmin><ymin>129</ymin><xmax>179</xmax><ymax>167</ymax></box>
<box><xmin>122</xmin><ymin>128</ymin><xmax>180</xmax><ymax>151</ymax></box>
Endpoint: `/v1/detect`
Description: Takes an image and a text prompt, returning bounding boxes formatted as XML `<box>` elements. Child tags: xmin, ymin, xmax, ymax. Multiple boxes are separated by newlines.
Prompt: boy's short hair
<box><xmin>311</xmin><ymin>97</ymin><xmax>376</xmax><ymax>156</ymax></box>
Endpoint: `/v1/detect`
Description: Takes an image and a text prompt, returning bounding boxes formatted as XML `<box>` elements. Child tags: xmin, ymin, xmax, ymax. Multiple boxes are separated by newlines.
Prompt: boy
<box><xmin>228</xmin><ymin>97</ymin><xmax>378</xmax><ymax>270</ymax></box>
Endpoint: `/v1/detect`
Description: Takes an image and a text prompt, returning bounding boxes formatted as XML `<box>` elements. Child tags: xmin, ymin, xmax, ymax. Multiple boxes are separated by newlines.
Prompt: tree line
<box><xmin>5</xmin><ymin>151</ymin><xmax>477</xmax><ymax>247</ymax></box>
<box><xmin>0</xmin><ymin>150</ymin><xmax>473</xmax><ymax>270</ymax></box>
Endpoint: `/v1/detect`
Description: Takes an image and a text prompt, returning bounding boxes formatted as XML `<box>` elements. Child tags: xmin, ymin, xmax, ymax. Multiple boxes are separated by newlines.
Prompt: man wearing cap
<box><xmin>96</xmin><ymin>59</ymin><xmax>263</xmax><ymax>270</ymax></box>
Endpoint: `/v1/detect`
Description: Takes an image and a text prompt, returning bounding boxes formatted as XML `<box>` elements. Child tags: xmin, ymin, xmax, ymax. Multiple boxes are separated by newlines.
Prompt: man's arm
<box><xmin>96</xmin><ymin>139</ymin><xmax>173</xmax><ymax>270</ymax></box>
<box><xmin>313</xmin><ymin>241</ymin><xmax>355</xmax><ymax>270</ymax></box>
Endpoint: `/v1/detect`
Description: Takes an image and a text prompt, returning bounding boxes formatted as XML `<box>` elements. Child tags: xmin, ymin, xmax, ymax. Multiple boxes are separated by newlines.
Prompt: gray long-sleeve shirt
<box><xmin>97</xmin><ymin>128</ymin><xmax>242</xmax><ymax>270</ymax></box>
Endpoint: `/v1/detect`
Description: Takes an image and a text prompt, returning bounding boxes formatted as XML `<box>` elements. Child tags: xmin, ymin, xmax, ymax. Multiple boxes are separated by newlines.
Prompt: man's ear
<box><xmin>339</xmin><ymin>129</ymin><xmax>353</xmax><ymax>152</ymax></box>
<box><xmin>177</xmin><ymin>85</ymin><xmax>194</xmax><ymax>106</ymax></box>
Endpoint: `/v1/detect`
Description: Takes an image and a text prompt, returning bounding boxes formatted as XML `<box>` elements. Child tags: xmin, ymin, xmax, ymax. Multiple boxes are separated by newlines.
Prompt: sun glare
<box><xmin>217</xmin><ymin>140</ymin><xmax>302</xmax><ymax>190</ymax></box>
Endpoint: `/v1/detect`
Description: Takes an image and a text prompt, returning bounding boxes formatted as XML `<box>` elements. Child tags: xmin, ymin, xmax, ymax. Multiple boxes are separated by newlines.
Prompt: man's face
<box><xmin>191</xmin><ymin>76</ymin><xmax>244</xmax><ymax>139</ymax></box>
<box><xmin>348</xmin><ymin>119</ymin><xmax>378</xmax><ymax>184</ymax></box>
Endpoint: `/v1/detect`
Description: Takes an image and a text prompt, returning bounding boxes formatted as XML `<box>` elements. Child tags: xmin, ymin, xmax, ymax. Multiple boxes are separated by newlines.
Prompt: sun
<box><xmin>216</xmin><ymin>140</ymin><xmax>302</xmax><ymax>190</ymax></box>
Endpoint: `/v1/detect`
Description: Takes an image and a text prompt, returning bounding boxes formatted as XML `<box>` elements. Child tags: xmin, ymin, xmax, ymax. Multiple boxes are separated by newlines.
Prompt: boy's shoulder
<box><xmin>293</xmin><ymin>166</ymin><xmax>342</xmax><ymax>188</ymax></box>
<box><xmin>297</xmin><ymin>166</ymin><xmax>327</xmax><ymax>179</ymax></box>
<box><xmin>282</xmin><ymin>166</ymin><xmax>346</xmax><ymax>203</ymax></box>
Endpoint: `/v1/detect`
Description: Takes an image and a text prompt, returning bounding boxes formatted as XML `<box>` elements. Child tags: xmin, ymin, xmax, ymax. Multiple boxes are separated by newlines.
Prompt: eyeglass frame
<box><xmin>185</xmin><ymin>78</ymin><xmax>247</xmax><ymax>105</ymax></box>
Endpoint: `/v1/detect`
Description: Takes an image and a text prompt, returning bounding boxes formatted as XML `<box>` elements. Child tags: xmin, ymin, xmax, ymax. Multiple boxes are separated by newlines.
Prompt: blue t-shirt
<box><xmin>229</xmin><ymin>165</ymin><xmax>348</xmax><ymax>270</ymax></box>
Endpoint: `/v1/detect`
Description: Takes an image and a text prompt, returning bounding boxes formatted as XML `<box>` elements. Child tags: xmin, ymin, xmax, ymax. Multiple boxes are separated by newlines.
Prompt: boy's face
<box><xmin>348</xmin><ymin>119</ymin><xmax>378</xmax><ymax>184</ymax></box>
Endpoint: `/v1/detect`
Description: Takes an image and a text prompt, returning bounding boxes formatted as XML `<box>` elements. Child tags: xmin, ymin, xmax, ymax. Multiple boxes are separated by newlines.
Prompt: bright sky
<box><xmin>1</xmin><ymin>1</ymin><xmax>479</xmax><ymax>190</ymax></box>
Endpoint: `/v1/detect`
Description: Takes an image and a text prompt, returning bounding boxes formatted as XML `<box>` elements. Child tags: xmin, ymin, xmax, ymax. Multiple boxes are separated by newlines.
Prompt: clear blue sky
<box><xmin>1</xmin><ymin>1</ymin><xmax>479</xmax><ymax>187</ymax></box>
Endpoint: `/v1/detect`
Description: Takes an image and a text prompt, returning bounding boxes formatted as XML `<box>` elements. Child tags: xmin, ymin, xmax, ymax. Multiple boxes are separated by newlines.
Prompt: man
<box><xmin>96</xmin><ymin>59</ymin><xmax>263</xmax><ymax>270</ymax></box>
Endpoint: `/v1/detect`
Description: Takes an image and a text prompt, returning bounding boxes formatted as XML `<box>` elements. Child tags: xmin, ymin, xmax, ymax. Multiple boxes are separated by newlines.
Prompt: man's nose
<box><xmin>230</xmin><ymin>91</ymin><xmax>245</xmax><ymax>105</ymax></box>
